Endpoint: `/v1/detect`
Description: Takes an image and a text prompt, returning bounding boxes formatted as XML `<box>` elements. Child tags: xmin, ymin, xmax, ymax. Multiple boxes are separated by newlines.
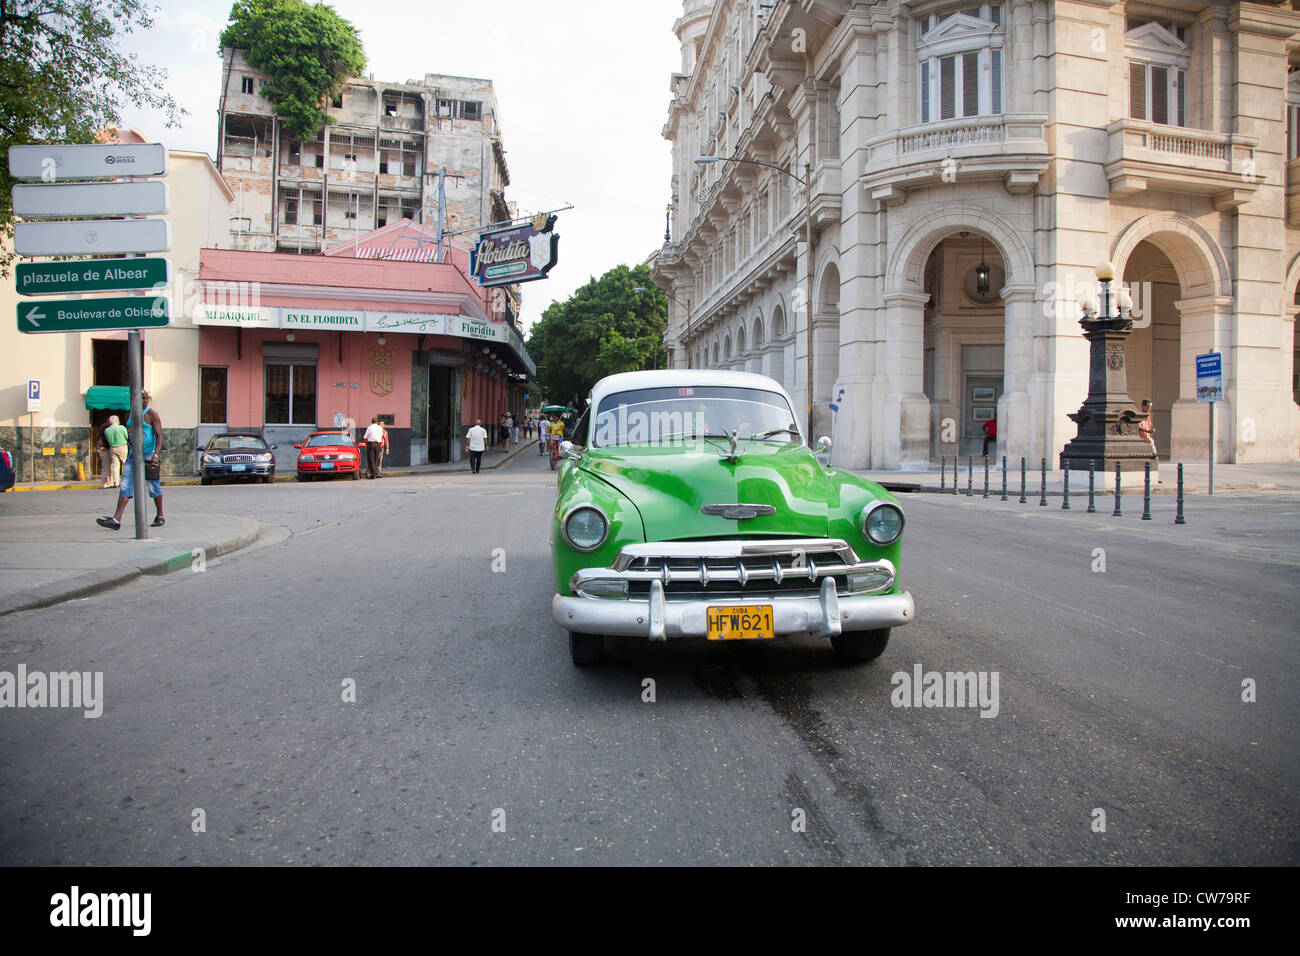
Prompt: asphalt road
<box><xmin>0</xmin><ymin>452</ymin><xmax>1296</xmax><ymax>865</ymax></box>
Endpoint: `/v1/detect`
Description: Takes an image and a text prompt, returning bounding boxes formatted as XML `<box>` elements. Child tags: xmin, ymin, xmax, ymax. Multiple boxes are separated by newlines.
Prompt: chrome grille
<box><xmin>616</xmin><ymin>539</ymin><xmax>859</xmax><ymax>597</ymax></box>
<box><xmin>224</xmin><ymin>454</ymin><xmax>254</xmax><ymax>463</ymax></box>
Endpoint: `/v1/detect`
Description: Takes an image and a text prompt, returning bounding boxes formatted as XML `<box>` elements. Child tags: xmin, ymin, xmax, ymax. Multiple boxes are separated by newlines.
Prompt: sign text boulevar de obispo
<box><xmin>470</xmin><ymin>217</ymin><xmax>559</xmax><ymax>288</ymax></box>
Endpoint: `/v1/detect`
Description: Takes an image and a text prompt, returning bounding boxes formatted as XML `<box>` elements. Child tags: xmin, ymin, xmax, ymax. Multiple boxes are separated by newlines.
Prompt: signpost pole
<box><xmin>127</xmin><ymin>329</ymin><xmax>148</xmax><ymax>539</ymax></box>
<box><xmin>28</xmin><ymin>412</ymin><xmax>34</xmax><ymax>482</ymax></box>
<box><xmin>1208</xmin><ymin>400</ymin><xmax>1214</xmax><ymax>496</ymax></box>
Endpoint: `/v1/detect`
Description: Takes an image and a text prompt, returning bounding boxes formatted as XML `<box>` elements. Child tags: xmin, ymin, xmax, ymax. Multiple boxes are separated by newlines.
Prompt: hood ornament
<box><xmin>701</xmin><ymin>503</ymin><xmax>776</xmax><ymax>520</ymax></box>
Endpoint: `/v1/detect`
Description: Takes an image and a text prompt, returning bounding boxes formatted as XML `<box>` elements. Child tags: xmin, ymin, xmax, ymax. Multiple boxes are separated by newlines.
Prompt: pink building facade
<box><xmin>196</xmin><ymin>221</ymin><xmax>533</xmax><ymax>469</ymax></box>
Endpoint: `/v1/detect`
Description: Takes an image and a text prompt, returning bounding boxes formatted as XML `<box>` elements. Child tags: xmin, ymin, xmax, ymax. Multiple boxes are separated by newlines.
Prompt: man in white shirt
<box><xmin>363</xmin><ymin>417</ymin><xmax>385</xmax><ymax>479</ymax></box>
<box><xmin>465</xmin><ymin>418</ymin><xmax>488</xmax><ymax>474</ymax></box>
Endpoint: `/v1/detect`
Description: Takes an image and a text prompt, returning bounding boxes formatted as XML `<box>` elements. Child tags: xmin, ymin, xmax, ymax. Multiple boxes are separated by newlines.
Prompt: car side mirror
<box><xmin>195</xmin><ymin>446</ymin><xmax>204</xmax><ymax>452</ymax></box>
<box><xmin>560</xmin><ymin>440</ymin><xmax>581</xmax><ymax>461</ymax></box>
<box><xmin>293</xmin><ymin>444</ymin><xmax>301</xmax><ymax>450</ymax></box>
<box><xmin>815</xmin><ymin>435</ymin><xmax>832</xmax><ymax>466</ymax></box>
<box><xmin>270</xmin><ymin>444</ymin><xmax>278</xmax><ymax>450</ymax></box>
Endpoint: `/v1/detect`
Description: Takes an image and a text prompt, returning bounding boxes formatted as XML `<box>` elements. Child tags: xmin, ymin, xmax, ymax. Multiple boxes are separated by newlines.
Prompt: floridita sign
<box><xmin>469</xmin><ymin>215</ymin><xmax>559</xmax><ymax>287</ymax></box>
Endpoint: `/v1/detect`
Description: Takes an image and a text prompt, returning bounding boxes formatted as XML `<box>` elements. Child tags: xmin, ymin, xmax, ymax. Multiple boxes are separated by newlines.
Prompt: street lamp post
<box><xmin>1058</xmin><ymin>260</ymin><xmax>1156</xmax><ymax>477</ymax></box>
<box><xmin>634</xmin><ymin>285</ymin><xmax>692</xmax><ymax>369</ymax></box>
<box><xmin>695</xmin><ymin>154</ymin><xmax>816</xmax><ymax>441</ymax></box>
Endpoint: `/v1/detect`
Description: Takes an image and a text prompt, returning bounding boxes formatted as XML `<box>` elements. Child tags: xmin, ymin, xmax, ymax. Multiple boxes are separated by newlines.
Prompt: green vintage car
<box><xmin>551</xmin><ymin>370</ymin><xmax>914</xmax><ymax>665</ymax></box>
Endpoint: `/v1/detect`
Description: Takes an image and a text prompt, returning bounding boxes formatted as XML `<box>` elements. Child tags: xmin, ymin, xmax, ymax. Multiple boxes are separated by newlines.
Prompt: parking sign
<box><xmin>1196</xmin><ymin>352</ymin><xmax>1223</xmax><ymax>403</ymax></box>
<box><xmin>27</xmin><ymin>380</ymin><xmax>40</xmax><ymax>413</ymax></box>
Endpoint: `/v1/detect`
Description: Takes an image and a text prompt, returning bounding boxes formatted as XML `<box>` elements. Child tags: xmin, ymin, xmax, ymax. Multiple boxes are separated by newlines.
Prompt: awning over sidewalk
<box><xmin>84</xmin><ymin>386</ymin><xmax>130</xmax><ymax>410</ymax></box>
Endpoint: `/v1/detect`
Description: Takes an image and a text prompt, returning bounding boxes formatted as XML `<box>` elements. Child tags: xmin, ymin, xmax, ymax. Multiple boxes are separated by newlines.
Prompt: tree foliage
<box><xmin>0</xmin><ymin>0</ymin><xmax>185</xmax><ymax>274</ymax></box>
<box><xmin>220</xmin><ymin>0</ymin><xmax>366</xmax><ymax>141</ymax></box>
<box><xmin>525</xmin><ymin>264</ymin><xmax>668</xmax><ymax>407</ymax></box>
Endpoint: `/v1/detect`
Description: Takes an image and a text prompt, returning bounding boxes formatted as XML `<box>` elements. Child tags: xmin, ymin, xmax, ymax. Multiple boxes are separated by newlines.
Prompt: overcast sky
<box><xmin>117</xmin><ymin>0</ymin><xmax>686</xmax><ymax>334</ymax></box>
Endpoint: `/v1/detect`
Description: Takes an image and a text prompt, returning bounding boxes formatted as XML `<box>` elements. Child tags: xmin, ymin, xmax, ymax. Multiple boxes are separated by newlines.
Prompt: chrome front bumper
<box><xmin>553</xmin><ymin>576</ymin><xmax>915</xmax><ymax>641</ymax></box>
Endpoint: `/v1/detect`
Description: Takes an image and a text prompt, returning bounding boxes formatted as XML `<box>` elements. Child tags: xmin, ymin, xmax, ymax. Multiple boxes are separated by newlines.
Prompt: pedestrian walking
<box><xmin>377</xmin><ymin>420</ymin><xmax>390</xmax><ymax>477</ymax></box>
<box><xmin>102</xmin><ymin>415</ymin><xmax>128</xmax><ymax>488</ymax></box>
<box><xmin>466</xmin><ymin>418</ymin><xmax>487</xmax><ymax>474</ymax></box>
<box><xmin>364</xmin><ymin>416</ymin><xmax>384</xmax><ymax>479</ymax></box>
<box><xmin>538</xmin><ymin>417</ymin><xmax>548</xmax><ymax>455</ymax></box>
<box><xmin>96</xmin><ymin>424</ymin><xmax>112</xmax><ymax>487</ymax></box>
<box><xmin>981</xmin><ymin>415</ymin><xmax>997</xmax><ymax>457</ymax></box>
<box><xmin>97</xmin><ymin>391</ymin><xmax>164</xmax><ymax>529</ymax></box>
<box><xmin>500</xmin><ymin>412</ymin><xmax>512</xmax><ymax>452</ymax></box>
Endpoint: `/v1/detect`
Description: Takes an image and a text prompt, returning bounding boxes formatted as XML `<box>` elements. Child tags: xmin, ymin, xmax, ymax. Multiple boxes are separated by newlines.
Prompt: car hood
<box><xmin>579</xmin><ymin>442</ymin><xmax>831</xmax><ymax>540</ymax></box>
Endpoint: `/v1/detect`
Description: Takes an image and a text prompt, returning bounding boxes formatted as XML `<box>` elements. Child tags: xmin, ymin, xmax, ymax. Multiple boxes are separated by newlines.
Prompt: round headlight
<box><xmin>563</xmin><ymin>506</ymin><xmax>609</xmax><ymax>552</ymax></box>
<box><xmin>863</xmin><ymin>502</ymin><xmax>904</xmax><ymax>545</ymax></box>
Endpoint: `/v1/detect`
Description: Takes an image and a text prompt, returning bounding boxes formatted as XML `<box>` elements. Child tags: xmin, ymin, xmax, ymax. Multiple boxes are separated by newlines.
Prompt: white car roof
<box><xmin>588</xmin><ymin>369</ymin><xmax>802</xmax><ymax>439</ymax></box>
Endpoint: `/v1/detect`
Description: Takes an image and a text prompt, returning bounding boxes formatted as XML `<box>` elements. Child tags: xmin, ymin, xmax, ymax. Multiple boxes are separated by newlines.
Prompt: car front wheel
<box><xmin>569</xmin><ymin>631</ymin><xmax>604</xmax><ymax>665</ymax></box>
<box><xmin>297</xmin><ymin>473</ymin><xmax>312</xmax><ymax>482</ymax></box>
<box><xmin>200</xmin><ymin>476</ymin><xmax>212</xmax><ymax>486</ymax></box>
<box><xmin>831</xmin><ymin>628</ymin><xmax>890</xmax><ymax>663</ymax></box>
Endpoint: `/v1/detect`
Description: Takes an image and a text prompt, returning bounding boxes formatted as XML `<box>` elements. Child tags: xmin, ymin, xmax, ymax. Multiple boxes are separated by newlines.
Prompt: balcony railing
<box><xmin>861</xmin><ymin>113</ymin><xmax>1050</xmax><ymax>203</ymax></box>
<box><xmin>1105</xmin><ymin>119</ymin><xmax>1258</xmax><ymax>209</ymax></box>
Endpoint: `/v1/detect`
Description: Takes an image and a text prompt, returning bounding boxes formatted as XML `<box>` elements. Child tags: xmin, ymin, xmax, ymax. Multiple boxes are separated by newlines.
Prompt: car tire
<box><xmin>200</xmin><ymin>476</ymin><xmax>212</xmax><ymax>486</ymax></box>
<box><xmin>351</xmin><ymin>469</ymin><xmax>360</xmax><ymax>480</ymax></box>
<box><xmin>261</xmin><ymin>476</ymin><xmax>271</xmax><ymax>484</ymax></box>
<box><xmin>831</xmin><ymin>628</ymin><xmax>890</xmax><ymax>663</ymax></box>
<box><xmin>298</xmin><ymin>473</ymin><xmax>312</xmax><ymax>482</ymax></box>
<box><xmin>569</xmin><ymin>631</ymin><xmax>604</xmax><ymax>665</ymax></box>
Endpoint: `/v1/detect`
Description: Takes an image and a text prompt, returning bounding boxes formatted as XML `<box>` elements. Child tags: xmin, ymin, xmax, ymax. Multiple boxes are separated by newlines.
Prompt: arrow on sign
<box><xmin>25</xmin><ymin>307</ymin><xmax>43</xmax><ymax>327</ymax></box>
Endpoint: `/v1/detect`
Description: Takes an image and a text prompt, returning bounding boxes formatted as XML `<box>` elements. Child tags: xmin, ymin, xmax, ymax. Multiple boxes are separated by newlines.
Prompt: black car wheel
<box><xmin>200</xmin><ymin>476</ymin><xmax>212</xmax><ymax>486</ymax></box>
<box><xmin>569</xmin><ymin>632</ymin><xmax>604</xmax><ymax>665</ymax></box>
<box><xmin>262</xmin><ymin>475</ymin><xmax>272</xmax><ymax>484</ymax></box>
<box><xmin>831</xmin><ymin>628</ymin><xmax>890</xmax><ymax>663</ymax></box>
<box><xmin>351</xmin><ymin>469</ymin><xmax>359</xmax><ymax>480</ymax></box>
<box><xmin>298</xmin><ymin>473</ymin><xmax>312</xmax><ymax>482</ymax></box>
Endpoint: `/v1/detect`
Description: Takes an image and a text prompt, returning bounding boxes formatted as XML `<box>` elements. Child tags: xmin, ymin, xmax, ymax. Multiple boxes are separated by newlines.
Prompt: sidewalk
<box><xmin>0</xmin><ymin>512</ymin><xmax>259</xmax><ymax>618</ymax></box>
<box><xmin>4</xmin><ymin>437</ymin><xmax>535</xmax><ymax>493</ymax></box>
<box><xmin>0</xmin><ymin>440</ymin><xmax>535</xmax><ymax>616</ymax></box>
<box><xmin>855</xmin><ymin>460</ymin><xmax>1300</xmax><ymax>495</ymax></box>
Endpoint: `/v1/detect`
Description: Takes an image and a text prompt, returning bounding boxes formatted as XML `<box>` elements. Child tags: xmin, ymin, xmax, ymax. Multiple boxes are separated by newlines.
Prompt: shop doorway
<box><xmin>427</xmin><ymin>365</ymin><xmax>455</xmax><ymax>463</ymax></box>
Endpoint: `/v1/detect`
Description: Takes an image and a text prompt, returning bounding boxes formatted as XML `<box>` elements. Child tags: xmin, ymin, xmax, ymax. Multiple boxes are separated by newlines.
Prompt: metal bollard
<box><xmin>1039</xmin><ymin>458</ymin><xmax>1048</xmax><ymax>506</ymax></box>
<box><xmin>1112</xmin><ymin>462</ymin><xmax>1122</xmax><ymax>517</ymax></box>
<box><xmin>940</xmin><ymin>456</ymin><xmax>946</xmax><ymax>491</ymax></box>
<box><xmin>1000</xmin><ymin>456</ymin><xmax>1008</xmax><ymax>502</ymax></box>
<box><xmin>1062</xmin><ymin>459</ymin><xmax>1071</xmax><ymax>510</ymax></box>
<box><xmin>966</xmin><ymin>456</ymin><xmax>973</xmax><ymax>497</ymax></box>
<box><xmin>1175</xmin><ymin>462</ymin><xmax>1186</xmax><ymax>525</ymax></box>
<box><xmin>983</xmin><ymin>455</ymin><xmax>990</xmax><ymax>499</ymax></box>
<box><xmin>1087</xmin><ymin>460</ymin><xmax>1096</xmax><ymax>513</ymax></box>
<box><xmin>1142</xmin><ymin>461</ymin><xmax>1152</xmax><ymax>521</ymax></box>
<box><xmin>1019</xmin><ymin>457</ymin><xmax>1027</xmax><ymax>504</ymax></box>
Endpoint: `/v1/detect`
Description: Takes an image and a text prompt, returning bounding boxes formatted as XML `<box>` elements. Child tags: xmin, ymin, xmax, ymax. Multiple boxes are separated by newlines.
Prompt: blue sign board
<box><xmin>1196</xmin><ymin>352</ymin><xmax>1223</xmax><ymax>403</ymax></box>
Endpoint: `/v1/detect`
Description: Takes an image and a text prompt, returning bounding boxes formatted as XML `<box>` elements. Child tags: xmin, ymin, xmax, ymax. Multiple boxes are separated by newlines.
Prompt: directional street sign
<box><xmin>7</xmin><ymin>143</ymin><xmax>168</xmax><ymax>181</ymax></box>
<box><xmin>18</xmin><ymin>296</ymin><xmax>170</xmax><ymax>333</ymax></box>
<box><xmin>16</xmin><ymin>257</ymin><xmax>170</xmax><ymax>296</ymax></box>
<box><xmin>12</xmin><ymin>181</ymin><xmax>170</xmax><ymax>217</ymax></box>
<box><xmin>14</xmin><ymin>218</ymin><xmax>170</xmax><ymax>256</ymax></box>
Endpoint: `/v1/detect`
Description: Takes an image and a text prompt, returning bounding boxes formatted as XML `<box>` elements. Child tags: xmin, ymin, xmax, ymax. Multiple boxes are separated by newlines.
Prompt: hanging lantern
<box><xmin>976</xmin><ymin>236</ymin><xmax>990</xmax><ymax>296</ymax></box>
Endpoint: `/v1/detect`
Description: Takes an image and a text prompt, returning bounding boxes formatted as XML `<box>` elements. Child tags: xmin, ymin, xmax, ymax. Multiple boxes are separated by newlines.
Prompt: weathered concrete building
<box><xmin>652</xmin><ymin>0</ymin><xmax>1300</xmax><ymax>468</ymax></box>
<box><xmin>217</xmin><ymin>51</ymin><xmax>519</xmax><ymax>320</ymax></box>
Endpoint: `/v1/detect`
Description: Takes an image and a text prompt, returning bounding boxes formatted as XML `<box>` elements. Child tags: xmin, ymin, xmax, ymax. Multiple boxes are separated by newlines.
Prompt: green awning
<box><xmin>84</xmin><ymin>386</ymin><xmax>131</xmax><ymax>410</ymax></box>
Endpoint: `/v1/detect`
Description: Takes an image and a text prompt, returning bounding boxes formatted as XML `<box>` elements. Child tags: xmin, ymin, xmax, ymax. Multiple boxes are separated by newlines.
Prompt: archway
<box><xmin>810</xmin><ymin>261</ymin><xmax>841</xmax><ymax>439</ymax></box>
<box><xmin>883</xmin><ymin>204</ymin><xmax>1036</xmax><ymax>468</ymax></box>
<box><xmin>1113</xmin><ymin>217</ymin><xmax>1232</xmax><ymax>461</ymax></box>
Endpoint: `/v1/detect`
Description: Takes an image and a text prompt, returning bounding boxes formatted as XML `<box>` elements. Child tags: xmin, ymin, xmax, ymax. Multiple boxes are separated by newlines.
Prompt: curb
<box><xmin>0</xmin><ymin>516</ymin><xmax>261</xmax><ymax>618</ymax></box>
<box><xmin>887</xmin><ymin>482</ymin><xmax>1284</xmax><ymax>496</ymax></box>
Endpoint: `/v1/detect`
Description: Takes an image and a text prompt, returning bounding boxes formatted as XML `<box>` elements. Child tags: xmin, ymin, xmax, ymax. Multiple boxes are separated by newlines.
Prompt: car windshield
<box><xmin>210</xmin><ymin>436</ymin><xmax>266</xmax><ymax>452</ymax></box>
<box><xmin>592</xmin><ymin>386</ymin><xmax>800</xmax><ymax>448</ymax></box>
<box><xmin>306</xmin><ymin>433</ymin><xmax>353</xmax><ymax>447</ymax></box>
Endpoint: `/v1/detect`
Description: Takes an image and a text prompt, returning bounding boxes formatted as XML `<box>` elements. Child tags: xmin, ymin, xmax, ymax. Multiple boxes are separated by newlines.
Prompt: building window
<box><xmin>1125</xmin><ymin>21</ymin><xmax>1189</xmax><ymax>127</ymax></box>
<box><xmin>264</xmin><ymin>364</ymin><xmax>316</xmax><ymax>425</ymax></box>
<box><xmin>917</xmin><ymin>4</ymin><xmax>1004</xmax><ymax>124</ymax></box>
<box><xmin>200</xmin><ymin>367</ymin><xmax>228</xmax><ymax>424</ymax></box>
<box><xmin>288</xmin><ymin>141</ymin><xmax>301</xmax><ymax>165</ymax></box>
<box><xmin>240</xmin><ymin>76</ymin><xmax>254</xmax><ymax>94</ymax></box>
<box><xmin>284</xmin><ymin>197</ymin><xmax>298</xmax><ymax>225</ymax></box>
<box><xmin>437</xmin><ymin>99</ymin><xmax>483</xmax><ymax>120</ymax></box>
<box><xmin>1288</xmin><ymin>73</ymin><xmax>1300</xmax><ymax>160</ymax></box>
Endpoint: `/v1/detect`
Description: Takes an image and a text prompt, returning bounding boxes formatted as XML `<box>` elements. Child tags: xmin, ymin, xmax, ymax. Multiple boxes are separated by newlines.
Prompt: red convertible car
<box><xmin>295</xmin><ymin>431</ymin><xmax>361</xmax><ymax>481</ymax></box>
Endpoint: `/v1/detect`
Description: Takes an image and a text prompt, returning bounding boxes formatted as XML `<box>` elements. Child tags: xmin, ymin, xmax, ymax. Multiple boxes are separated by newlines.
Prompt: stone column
<box><xmin>1170</xmin><ymin>295</ymin><xmax>1233</xmax><ymax>462</ymax></box>
<box><xmin>881</xmin><ymin>290</ymin><xmax>931</xmax><ymax>468</ymax></box>
<box><xmin>999</xmin><ymin>283</ymin><xmax>1038</xmax><ymax>464</ymax></box>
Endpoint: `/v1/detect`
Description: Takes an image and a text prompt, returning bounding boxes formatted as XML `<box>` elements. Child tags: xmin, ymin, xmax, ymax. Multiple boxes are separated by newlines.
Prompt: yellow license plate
<box><xmin>706</xmin><ymin>605</ymin><xmax>775</xmax><ymax>641</ymax></box>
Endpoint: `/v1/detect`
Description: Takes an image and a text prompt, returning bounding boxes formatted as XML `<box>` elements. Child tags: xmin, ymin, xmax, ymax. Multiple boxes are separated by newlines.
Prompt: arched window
<box><xmin>753</xmin><ymin>316</ymin><xmax>765</xmax><ymax>348</ymax></box>
<box><xmin>772</xmin><ymin>304</ymin><xmax>786</xmax><ymax>339</ymax></box>
<box><xmin>736</xmin><ymin>326</ymin><xmax>746</xmax><ymax>354</ymax></box>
